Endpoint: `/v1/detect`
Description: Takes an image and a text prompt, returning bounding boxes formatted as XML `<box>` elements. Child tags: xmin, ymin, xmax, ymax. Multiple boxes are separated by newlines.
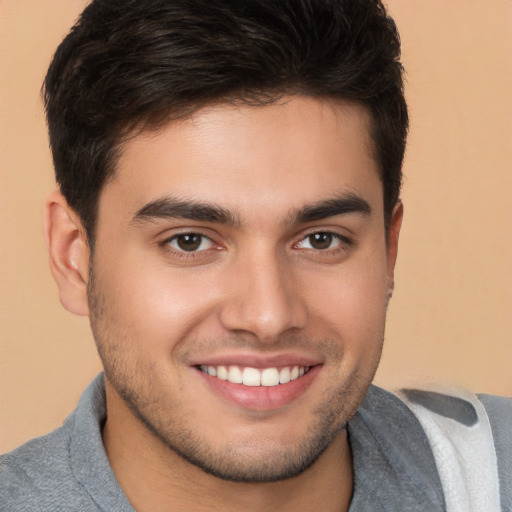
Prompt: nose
<box><xmin>219</xmin><ymin>249</ymin><xmax>308</xmax><ymax>344</ymax></box>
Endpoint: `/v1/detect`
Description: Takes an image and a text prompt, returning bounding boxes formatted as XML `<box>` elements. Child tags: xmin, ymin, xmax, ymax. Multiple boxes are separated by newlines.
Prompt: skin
<box><xmin>45</xmin><ymin>96</ymin><xmax>402</xmax><ymax>511</ymax></box>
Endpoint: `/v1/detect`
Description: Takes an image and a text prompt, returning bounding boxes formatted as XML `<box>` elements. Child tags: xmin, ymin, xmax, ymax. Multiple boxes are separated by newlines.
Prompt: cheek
<box><xmin>308</xmin><ymin>256</ymin><xmax>388</xmax><ymax>312</ymax></box>
<box><xmin>302</xmin><ymin>252</ymin><xmax>389</xmax><ymax>344</ymax></box>
<box><xmin>91</xmin><ymin>251</ymin><xmax>223</xmax><ymax>349</ymax></box>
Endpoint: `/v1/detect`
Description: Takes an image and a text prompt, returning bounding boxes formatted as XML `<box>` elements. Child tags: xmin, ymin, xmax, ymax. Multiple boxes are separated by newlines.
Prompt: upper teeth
<box><xmin>199</xmin><ymin>365</ymin><xmax>309</xmax><ymax>387</ymax></box>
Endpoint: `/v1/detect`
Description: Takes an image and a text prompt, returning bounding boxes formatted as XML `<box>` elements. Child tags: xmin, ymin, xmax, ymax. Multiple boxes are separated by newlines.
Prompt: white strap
<box><xmin>401</xmin><ymin>389</ymin><xmax>501</xmax><ymax>512</ymax></box>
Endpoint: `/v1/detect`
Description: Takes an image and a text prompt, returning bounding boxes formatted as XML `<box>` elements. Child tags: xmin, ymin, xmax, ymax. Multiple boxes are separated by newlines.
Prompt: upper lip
<box><xmin>188</xmin><ymin>352</ymin><xmax>323</xmax><ymax>369</ymax></box>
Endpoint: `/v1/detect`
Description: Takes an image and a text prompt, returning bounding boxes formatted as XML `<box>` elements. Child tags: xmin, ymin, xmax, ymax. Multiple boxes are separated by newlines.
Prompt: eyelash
<box><xmin>159</xmin><ymin>230</ymin><xmax>353</xmax><ymax>259</ymax></box>
<box><xmin>294</xmin><ymin>231</ymin><xmax>352</xmax><ymax>253</ymax></box>
<box><xmin>159</xmin><ymin>232</ymin><xmax>218</xmax><ymax>259</ymax></box>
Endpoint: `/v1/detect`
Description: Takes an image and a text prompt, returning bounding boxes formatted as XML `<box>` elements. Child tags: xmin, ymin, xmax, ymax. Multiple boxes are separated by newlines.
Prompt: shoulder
<box><xmin>351</xmin><ymin>386</ymin><xmax>510</xmax><ymax>511</ymax></box>
<box><xmin>398</xmin><ymin>388</ymin><xmax>511</xmax><ymax>512</ymax></box>
<box><xmin>0</xmin><ymin>417</ymin><xmax>93</xmax><ymax>511</ymax></box>
<box><xmin>0</xmin><ymin>376</ymin><xmax>111</xmax><ymax>511</ymax></box>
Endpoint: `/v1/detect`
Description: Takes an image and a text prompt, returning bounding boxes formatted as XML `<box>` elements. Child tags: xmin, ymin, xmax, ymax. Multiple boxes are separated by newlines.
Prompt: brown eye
<box><xmin>176</xmin><ymin>234</ymin><xmax>201</xmax><ymax>251</ymax></box>
<box><xmin>308</xmin><ymin>232</ymin><xmax>334</xmax><ymax>250</ymax></box>
<box><xmin>166</xmin><ymin>233</ymin><xmax>214</xmax><ymax>252</ymax></box>
<box><xmin>295</xmin><ymin>231</ymin><xmax>350</xmax><ymax>253</ymax></box>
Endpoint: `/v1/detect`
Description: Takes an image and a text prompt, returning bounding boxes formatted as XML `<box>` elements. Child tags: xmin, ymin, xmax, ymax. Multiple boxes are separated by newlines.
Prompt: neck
<box><xmin>103</xmin><ymin>389</ymin><xmax>353</xmax><ymax>512</ymax></box>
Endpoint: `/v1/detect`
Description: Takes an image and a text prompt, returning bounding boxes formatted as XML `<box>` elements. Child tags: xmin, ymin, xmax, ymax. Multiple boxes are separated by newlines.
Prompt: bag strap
<box><xmin>399</xmin><ymin>388</ymin><xmax>503</xmax><ymax>512</ymax></box>
<box><xmin>478</xmin><ymin>394</ymin><xmax>512</xmax><ymax>512</ymax></box>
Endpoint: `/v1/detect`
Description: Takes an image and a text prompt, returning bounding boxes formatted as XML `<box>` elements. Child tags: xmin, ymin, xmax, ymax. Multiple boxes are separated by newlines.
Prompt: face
<box><xmin>87</xmin><ymin>96</ymin><xmax>400</xmax><ymax>482</ymax></box>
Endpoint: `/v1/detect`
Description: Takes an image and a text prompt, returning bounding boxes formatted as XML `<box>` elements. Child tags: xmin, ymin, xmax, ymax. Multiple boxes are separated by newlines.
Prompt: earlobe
<box><xmin>386</xmin><ymin>201</ymin><xmax>403</xmax><ymax>295</ymax></box>
<box><xmin>43</xmin><ymin>190</ymin><xmax>91</xmax><ymax>316</ymax></box>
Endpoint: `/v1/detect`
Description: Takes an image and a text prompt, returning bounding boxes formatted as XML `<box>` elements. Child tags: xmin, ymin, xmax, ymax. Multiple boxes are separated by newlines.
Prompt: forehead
<box><xmin>103</xmin><ymin>96</ymin><xmax>382</xmax><ymax>222</ymax></box>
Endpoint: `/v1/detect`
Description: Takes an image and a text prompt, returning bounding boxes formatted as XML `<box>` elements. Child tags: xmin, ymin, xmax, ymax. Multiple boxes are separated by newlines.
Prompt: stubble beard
<box><xmin>87</xmin><ymin>270</ymin><xmax>383</xmax><ymax>483</ymax></box>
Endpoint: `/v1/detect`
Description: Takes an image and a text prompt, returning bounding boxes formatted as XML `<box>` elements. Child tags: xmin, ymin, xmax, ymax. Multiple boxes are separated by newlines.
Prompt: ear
<box><xmin>43</xmin><ymin>190</ymin><xmax>90</xmax><ymax>316</ymax></box>
<box><xmin>385</xmin><ymin>201</ymin><xmax>403</xmax><ymax>296</ymax></box>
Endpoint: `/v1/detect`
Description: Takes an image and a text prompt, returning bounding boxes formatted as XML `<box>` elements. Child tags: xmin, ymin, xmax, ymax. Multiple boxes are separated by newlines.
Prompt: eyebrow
<box><xmin>291</xmin><ymin>193</ymin><xmax>372</xmax><ymax>224</ymax></box>
<box><xmin>132</xmin><ymin>197</ymin><xmax>240</xmax><ymax>226</ymax></box>
<box><xmin>131</xmin><ymin>192</ymin><xmax>371</xmax><ymax>227</ymax></box>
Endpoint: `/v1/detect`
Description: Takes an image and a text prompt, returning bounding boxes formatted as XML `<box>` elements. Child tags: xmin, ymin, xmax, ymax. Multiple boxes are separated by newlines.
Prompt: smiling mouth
<box><xmin>198</xmin><ymin>365</ymin><xmax>312</xmax><ymax>387</ymax></box>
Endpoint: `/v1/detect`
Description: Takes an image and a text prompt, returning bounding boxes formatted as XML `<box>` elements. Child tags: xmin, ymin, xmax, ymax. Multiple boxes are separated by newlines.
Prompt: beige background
<box><xmin>1</xmin><ymin>1</ymin><xmax>511</xmax><ymax>453</ymax></box>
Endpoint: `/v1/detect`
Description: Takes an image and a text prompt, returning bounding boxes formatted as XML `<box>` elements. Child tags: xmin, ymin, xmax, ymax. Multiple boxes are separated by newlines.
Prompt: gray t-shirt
<box><xmin>0</xmin><ymin>374</ymin><xmax>503</xmax><ymax>511</ymax></box>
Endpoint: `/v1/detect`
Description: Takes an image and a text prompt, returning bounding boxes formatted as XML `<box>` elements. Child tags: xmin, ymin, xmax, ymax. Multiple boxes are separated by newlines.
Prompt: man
<box><xmin>0</xmin><ymin>0</ymin><xmax>510</xmax><ymax>511</ymax></box>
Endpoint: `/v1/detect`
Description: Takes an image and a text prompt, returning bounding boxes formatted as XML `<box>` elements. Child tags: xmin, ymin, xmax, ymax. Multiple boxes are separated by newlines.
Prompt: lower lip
<box><xmin>196</xmin><ymin>366</ymin><xmax>321</xmax><ymax>411</ymax></box>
